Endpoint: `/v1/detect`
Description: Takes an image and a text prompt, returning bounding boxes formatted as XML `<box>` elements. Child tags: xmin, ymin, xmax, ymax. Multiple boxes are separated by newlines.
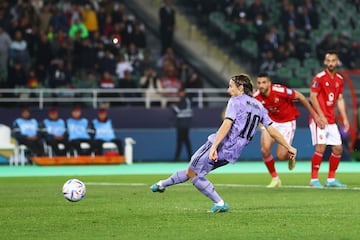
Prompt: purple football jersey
<box><xmin>208</xmin><ymin>94</ymin><xmax>272</xmax><ymax>163</ymax></box>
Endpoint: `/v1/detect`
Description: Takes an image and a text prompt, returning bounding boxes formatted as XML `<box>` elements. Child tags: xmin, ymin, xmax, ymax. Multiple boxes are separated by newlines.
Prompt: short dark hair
<box><xmin>257</xmin><ymin>72</ymin><xmax>270</xmax><ymax>78</ymax></box>
<box><xmin>326</xmin><ymin>49</ymin><xmax>338</xmax><ymax>56</ymax></box>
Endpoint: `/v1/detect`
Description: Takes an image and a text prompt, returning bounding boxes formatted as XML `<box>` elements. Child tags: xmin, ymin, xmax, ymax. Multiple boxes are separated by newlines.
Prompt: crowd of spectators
<box><xmin>178</xmin><ymin>0</ymin><xmax>360</xmax><ymax>84</ymax></box>
<box><xmin>0</xmin><ymin>0</ymin><xmax>203</xmax><ymax>107</ymax></box>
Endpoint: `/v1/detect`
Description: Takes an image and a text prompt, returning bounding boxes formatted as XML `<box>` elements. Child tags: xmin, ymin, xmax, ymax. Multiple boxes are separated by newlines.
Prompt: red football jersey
<box><xmin>254</xmin><ymin>84</ymin><xmax>299</xmax><ymax>122</ymax></box>
<box><xmin>310</xmin><ymin>70</ymin><xmax>344</xmax><ymax>124</ymax></box>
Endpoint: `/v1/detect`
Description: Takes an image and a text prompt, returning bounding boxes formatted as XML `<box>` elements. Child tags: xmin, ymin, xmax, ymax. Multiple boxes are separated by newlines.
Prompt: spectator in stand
<box><xmin>247</xmin><ymin>0</ymin><xmax>268</xmax><ymax>22</ymax></box>
<box><xmin>115</xmin><ymin>54</ymin><xmax>133</xmax><ymax>80</ymax></box>
<box><xmin>274</xmin><ymin>43</ymin><xmax>289</xmax><ymax>68</ymax></box>
<box><xmin>12</xmin><ymin>107</ymin><xmax>45</xmax><ymax>160</ymax></box>
<box><xmin>91</xmin><ymin>108</ymin><xmax>123</xmax><ymax>155</ymax></box>
<box><xmin>34</xmin><ymin>31</ymin><xmax>53</xmax><ymax>85</ymax></box>
<box><xmin>295</xmin><ymin>35</ymin><xmax>312</xmax><ymax>62</ymax></box>
<box><xmin>234</xmin><ymin>12</ymin><xmax>250</xmax><ymax>42</ymax></box>
<box><xmin>101</xmin><ymin>14</ymin><xmax>114</xmax><ymax>38</ymax></box>
<box><xmin>38</xmin><ymin>3</ymin><xmax>52</xmax><ymax>33</ymax></box>
<box><xmin>159</xmin><ymin>64</ymin><xmax>182</xmax><ymax>106</ymax></box>
<box><xmin>67</xmin><ymin>107</ymin><xmax>93</xmax><ymax>156</ymax></box>
<box><xmin>118</xmin><ymin>70</ymin><xmax>140</xmax><ymax>106</ymax></box>
<box><xmin>157</xmin><ymin>47</ymin><xmax>181</xmax><ymax>76</ymax></box>
<box><xmin>98</xmin><ymin>70</ymin><xmax>118</xmax><ymax>107</ymax></box>
<box><xmin>9</xmin><ymin>30</ymin><xmax>31</xmax><ymax>71</ymax></box>
<box><xmin>81</xmin><ymin>3</ymin><xmax>99</xmax><ymax>39</ymax></box>
<box><xmin>49</xmin><ymin>6</ymin><xmax>69</xmax><ymax>33</ymax></box>
<box><xmin>0</xmin><ymin>25</ymin><xmax>11</xmax><ymax>79</ymax></box>
<box><xmin>159</xmin><ymin>0</ymin><xmax>176</xmax><ymax>55</ymax></box>
<box><xmin>7</xmin><ymin>61</ymin><xmax>27</xmax><ymax>88</ymax></box>
<box><xmin>258</xmin><ymin>50</ymin><xmax>277</xmax><ymax>78</ymax></box>
<box><xmin>258</xmin><ymin>31</ymin><xmax>276</xmax><ymax>55</ymax></box>
<box><xmin>77</xmin><ymin>37</ymin><xmax>99</xmax><ymax>78</ymax></box>
<box><xmin>131</xmin><ymin>21</ymin><xmax>147</xmax><ymax>49</ymax></box>
<box><xmin>297</xmin><ymin>4</ymin><xmax>318</xmax><ymax>38</ymax></box>
<box><xmin>229</xmin><ymin>0</ymin><xmax>248</xmax><ymax>23</ymax></box>
<box><xmin>139</xmin><ymin>67</ymin><xmax>165</xmax><ymax>107</ymax></box>
<box><xmin>335</xmin><ymin>34</ymin><xmax>352</xmax><ymax>69</ymax></box>
<box><xmin>284</xmin><ymin>23</ymin><xmax>299</xmax><ymax>45</ymax></box>
<box><xmin>120</xmin><ymin>14</ymin><xmax>135</xmax><ymax>48</ymax></box>
<box><xmin>41</xmin><ymin>108</ymin><xmax>69</xmax><ymax>156</ymax></box>
<box><xmin>111</xmin><ymin>3</ymin><xmax>125</xmax><ymax>25</ymax></box>
<box><xmin>48</xmin><ymin>59</ymin><xmax>72</xmax><ymax>89</ymax></box>
<box><xmin>96</xmin><ymin>4</ymin><xmax>108</xmax><ymax>36</ymax></box>
<box><xmin>98</xmin><ymin>47</ymin><xmax>116</xmax><ymax>76</ymax></box>
<box><xmin>68</xmin><ymin>17</ymin><xmax>89</xmax><ymax>39</ymax></box>
<box><xmin>124</xmin><ymin>42</ymin><xmax>144</xmax><ymax>74</ymax></box>
<box><xmin>280</xmin><ymin>3</ymin><xmax>299</xmax><ymax>32</ymax></box>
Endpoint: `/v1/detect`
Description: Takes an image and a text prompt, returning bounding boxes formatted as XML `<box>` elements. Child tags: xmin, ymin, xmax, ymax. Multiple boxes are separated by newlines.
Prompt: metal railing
<box><xmin>0</xmin><ymin>87</ymin><xmax>331</xmax><ymax>109</ymax></box>
<box><xmin>0</xmin><ymin>88</ymin><xmax>234</xmax><ymax>109</ymax></box>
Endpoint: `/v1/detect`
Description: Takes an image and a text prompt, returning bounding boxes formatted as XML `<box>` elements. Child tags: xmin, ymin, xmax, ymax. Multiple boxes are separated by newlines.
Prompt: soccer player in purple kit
<box><xmin>150</xmin><ymin>74</ymin><xmax>297</xmax><ymax>213</ymax></box>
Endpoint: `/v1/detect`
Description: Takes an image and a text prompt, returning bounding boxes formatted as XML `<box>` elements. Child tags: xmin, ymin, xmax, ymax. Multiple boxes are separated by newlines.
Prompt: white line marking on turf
<box><xmin>86</xmin><ymin>182</ymin><xmax>360</xmax><ymax>191</ymax></box>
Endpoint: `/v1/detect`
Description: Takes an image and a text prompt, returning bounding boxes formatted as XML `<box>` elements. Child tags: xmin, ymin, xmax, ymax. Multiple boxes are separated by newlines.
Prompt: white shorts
<box><xmin>309</xmin><ymin>119</ymin><xmax>342</xmax><ymax>146</ymax></box>
<box><xmin>262</xmin><ymin>120</ymin><xmax>296</xmax><ymax>144</ymax></box>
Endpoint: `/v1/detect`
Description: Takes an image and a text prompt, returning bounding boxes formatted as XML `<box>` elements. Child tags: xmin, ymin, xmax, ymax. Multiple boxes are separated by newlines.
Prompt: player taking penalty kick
<box><xmin>150</xmin><ymin>74</ymin><xmax>297</xmax><ymax>213</ymax></box>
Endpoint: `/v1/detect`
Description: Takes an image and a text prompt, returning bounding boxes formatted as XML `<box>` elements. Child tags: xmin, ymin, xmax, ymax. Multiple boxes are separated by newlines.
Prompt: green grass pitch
<box><xmin>0</xmin><ymin>172</ymin><xmax>359</xmax><ymax>240</ymax></box>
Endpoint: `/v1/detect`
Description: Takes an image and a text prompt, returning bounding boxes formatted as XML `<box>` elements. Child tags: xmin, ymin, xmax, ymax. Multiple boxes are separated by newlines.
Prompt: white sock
<box><xmin>215</xmin><ymin>200</ymin><xmax>224</xmax><ymax>206</ymax></box>
<box><xmin>327</xmin><ymin>178</ymin><xmax>335</xmax><ymax>182</ymax></box>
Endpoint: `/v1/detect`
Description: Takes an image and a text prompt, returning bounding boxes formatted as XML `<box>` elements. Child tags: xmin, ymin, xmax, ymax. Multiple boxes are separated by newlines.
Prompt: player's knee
<box><xmin>186</xmin><ymin>168</ymin><xmax>197</xmax><ymax>179</ymax></box>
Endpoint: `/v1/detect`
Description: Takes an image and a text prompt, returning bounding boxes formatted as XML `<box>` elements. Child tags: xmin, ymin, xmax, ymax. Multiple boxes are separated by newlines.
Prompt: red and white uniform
<box><xmin>254</xmin><ymin>84</ymin><xmax>298</xmax><ymax>144</ymax></box>
<box><xmin>309</xmin><ymin>70</ymin><xmax>344</xmax><ymax>124</ymax></box>
<box><xmin>254</xmin><ymin>84</ymin><xmax>299</xmax><ymax>123</ymax></box>
<box><xmin>309</xmin><ymin>70</ymin><xmax>344</xmax><ymax>145</ymax></box>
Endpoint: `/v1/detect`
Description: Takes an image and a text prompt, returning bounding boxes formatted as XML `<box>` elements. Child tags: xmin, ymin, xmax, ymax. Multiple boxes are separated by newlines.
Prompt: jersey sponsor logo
<box><xmin>286</xmin><ymin>89</ymin><xmax>293</xmax><ymax>95</ymax></box>
<box><xmin>272</xmin><ymin>85</ymin><xmax>285</xmax><ymax>93</ymax></box>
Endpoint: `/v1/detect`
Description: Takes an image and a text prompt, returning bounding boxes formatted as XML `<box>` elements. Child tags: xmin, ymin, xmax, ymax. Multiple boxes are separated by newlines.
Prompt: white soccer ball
<box><xmin>62</xmin><ymin>179</ymin><xmax>86</xmax><ymax>202</ymax></box>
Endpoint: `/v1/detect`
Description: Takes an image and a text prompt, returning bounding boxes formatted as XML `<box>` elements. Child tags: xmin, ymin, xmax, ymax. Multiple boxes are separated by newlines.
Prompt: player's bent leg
<box><xmin>150</xmin><ymin>169</ymin><xmax>190</xmax><ymax>193</ymax></box>
<box><xmin>191</xmin><ymin>176</ymin><xmax>229</xmax><ymax>213</ymax></box>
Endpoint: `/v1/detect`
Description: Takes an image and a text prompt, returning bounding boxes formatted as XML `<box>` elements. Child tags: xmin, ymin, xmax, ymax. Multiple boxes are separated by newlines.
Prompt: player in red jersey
<box><xmin>309</xmin><ymin>50</ymin><xmax>349</xmax><ymax>188</ymax></box>
<box><xmin>254</xmin><ymin>72</ymin><xmax>320</xmax><ymax>187</ymax></box>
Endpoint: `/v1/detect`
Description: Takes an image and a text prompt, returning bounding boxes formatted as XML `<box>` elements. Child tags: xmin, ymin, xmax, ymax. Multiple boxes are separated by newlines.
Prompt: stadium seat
<box><xmin>240</xmin><ymin>39</ymin><xmax>259</xmax><ymax>59</ymax></box>
<box><xmin>285</xmin><ymin>58</ymin><xmax>301</xmax><ymax>70</ymax></box>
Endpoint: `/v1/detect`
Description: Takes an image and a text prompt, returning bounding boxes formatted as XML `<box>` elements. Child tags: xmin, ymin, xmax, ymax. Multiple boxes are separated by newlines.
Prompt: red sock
<box><xmin>263</xmin><ymin>155</ymin><xmax>277</xmax><ymax>178</ymax></box>
<box><xmin>328</xmin><ymin>153</ymin><xmax>341</xmax><ymax>179</ymax></box>
<box><xmin>311</xmin><ymin>151</ymin><xmax>323</xmax><ymax>179</ymax></box>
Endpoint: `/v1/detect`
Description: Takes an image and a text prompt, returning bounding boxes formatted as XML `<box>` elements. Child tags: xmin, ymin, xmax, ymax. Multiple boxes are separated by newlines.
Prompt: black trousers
<box><xmin>46</xmin><ymin>137</ymin><xmax>69</xmax><ymax>156</ymax></box>
<box><xmin>69</xmin><ymin>139</ymin><xmax>93</xmax><ymax>156</ymax></box>
<box><xmin>17</xmin><ymin>138</ymin><xmax>45</xmax><ymax>157</ymax></box>
<box><xmin>174</xmin><ymin>127</ymin><xmax>192</xmax><ymax>161</ymax></box>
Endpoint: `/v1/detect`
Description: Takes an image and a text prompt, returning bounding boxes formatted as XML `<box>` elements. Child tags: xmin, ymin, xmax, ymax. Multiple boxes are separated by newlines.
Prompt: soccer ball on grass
<box><xmin>62</xmin><ymin>179</ymin><xmax>86</xmax><ymax>202</ymax></box>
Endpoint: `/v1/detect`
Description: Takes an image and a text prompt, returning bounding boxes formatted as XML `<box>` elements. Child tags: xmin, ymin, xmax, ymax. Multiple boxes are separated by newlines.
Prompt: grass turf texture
<box><xmin>0</xmin><ymin>173</ymin><xmax>358</xmax><ymax>240</ymax></box>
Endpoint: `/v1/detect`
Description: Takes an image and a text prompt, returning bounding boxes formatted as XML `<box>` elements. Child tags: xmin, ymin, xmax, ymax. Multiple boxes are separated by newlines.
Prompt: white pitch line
<box><xmin>86</xmin><ymin>182</ymin><xmax>360</xmax><ymax>191</ymax></box>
